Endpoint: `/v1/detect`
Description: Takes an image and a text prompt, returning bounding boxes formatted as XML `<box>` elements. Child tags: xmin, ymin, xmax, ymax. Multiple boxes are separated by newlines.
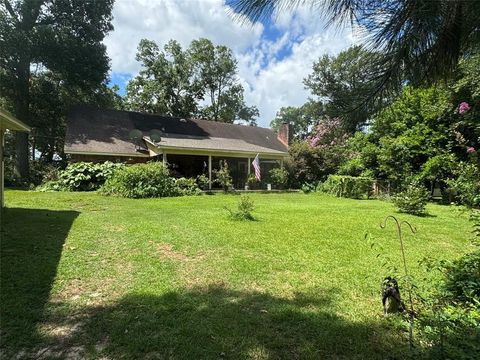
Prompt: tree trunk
<box><xmin>13</xmin><ymin>59</ymin><xmax>31</xmax><ymax>178</ymax></box>
<box><xmin>14</xmin><ymin>132</ymin><xmax>29</xmax><ymax>178</ymax></box>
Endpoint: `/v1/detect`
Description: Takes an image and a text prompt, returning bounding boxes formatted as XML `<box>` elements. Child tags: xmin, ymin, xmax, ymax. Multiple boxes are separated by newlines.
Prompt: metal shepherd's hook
<box><xmin>380</xmin><ymin>215</ymin><xmax>417</xmax><ymax>350</ymax></box>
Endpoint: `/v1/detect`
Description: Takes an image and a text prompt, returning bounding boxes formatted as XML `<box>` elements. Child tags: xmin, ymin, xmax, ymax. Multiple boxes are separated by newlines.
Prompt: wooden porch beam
<box><xmin>208</xmin><ymin>155</ymin><xmax>212</xmax><ymax>190</ymax></box>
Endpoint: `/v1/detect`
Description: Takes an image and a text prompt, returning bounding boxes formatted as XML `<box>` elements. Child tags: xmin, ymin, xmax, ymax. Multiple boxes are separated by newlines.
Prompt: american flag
<box><xmin>252</xmin><ymin>154</ymin><xmax>261</xmax><ymax>181</ymax></box>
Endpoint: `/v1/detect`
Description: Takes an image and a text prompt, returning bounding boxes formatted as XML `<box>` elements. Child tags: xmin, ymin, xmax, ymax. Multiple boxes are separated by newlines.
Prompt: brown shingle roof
<box><xmin>65</xmin><ymin>107</ymin><xmax>288</xmax><ymax>156</ymax></box>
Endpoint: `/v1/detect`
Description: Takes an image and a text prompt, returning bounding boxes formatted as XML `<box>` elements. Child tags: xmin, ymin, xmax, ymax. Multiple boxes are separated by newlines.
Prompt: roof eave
<box><xmin>0</xmin><ymin>109</ymin><xmax>30</xmax><ymax>132</ymax></box>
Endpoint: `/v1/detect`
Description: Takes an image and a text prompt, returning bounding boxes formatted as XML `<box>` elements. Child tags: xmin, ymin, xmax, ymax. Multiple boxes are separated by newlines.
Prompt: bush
<box><xmin>471</xmin><ymin>210</ymin><xmax>480</xmax><ymax>240</ymax></box>
<box><xmin>196</xmin><ymin>174</ymin><xmax>209</xmax><ymax>190</ymax></box>
<box><xmin>417</xmin><ymin>246</ymin><xmax>480</xmax><ymax>359</ymax></box>
<box><xmin>443</xmin><ymin>250</ymin><xmax>480</xmax><ymax>305</ymax></box>
<box><xmin>101</xmin><ymin>162</ymin><xmax>179</xmax><ymax>198</ymax></box>
<box><xmin>320</xmin><ymin>175</ymin><xmax>373</xmax><ymax>199</ymax></box>
<box><xmin>246</xmin><ymin>173</ymin><xmax>259</xmax><ymax>189</ymax></box>
<box><xmin>337</xmin><ymin>157</ymin><xmax>366</xmax><ymax>177</ymax></box>
<box><xmin>56</xmin><ymin>161</ymin><xmax>124</xmax><ymax>191</ymax></box>
<box><xmin>285</xmin><ymin>141</ymin><xmax>348</xmax><ymax>189</ymax></box>
<box><xmin>447</xmin><ymin>162</ymin><xmax>480</xmax><ymax>207</ymax></box>
<box><xmin>392</xmin><ymin>182</ymin><xmax>429</xmax><ymax>215</ymax></box>
<box><xmin>301</xmin><ymin>182</ymin><xmax>317</xmax><ymax>194</ymax></box>
<box><xmin>269</xmin><ymin>167</ymin><xmax>288</xmax><ymax>189</ymax></box>
<box><xmin>214</xmin><ymin>160</ymin><xmax>232</xmax><ymax>191</ymax></box>
<box><xmin>225</xmin><ymin>195</ymin><xmax>255</xmax><ymax>220</ymax></box>
<box><xmin>175</xmin><ymin>177</ymin><xmax>202</xmax><ymax>196</ymax></box>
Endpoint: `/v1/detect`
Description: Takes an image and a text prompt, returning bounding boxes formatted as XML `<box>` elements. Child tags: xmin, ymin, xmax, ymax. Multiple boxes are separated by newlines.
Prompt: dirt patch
<box><xmin>155</xmin><ymin>243</ymin><xmax>207</xmax><ymax>262</ymax></box>
<box><xmin>157</xmin><ymin>243</ymin><xmax>188</xmax><ymax>261</ymax></box>
<box><xmin>52</xmin><ymin>279</ymin><xmax>88</xmax><ymax>302</ymax></box>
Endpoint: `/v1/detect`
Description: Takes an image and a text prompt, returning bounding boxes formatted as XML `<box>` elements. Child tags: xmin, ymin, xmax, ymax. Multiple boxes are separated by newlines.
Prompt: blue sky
<box><xmin>105</xmin><ymin>0</ymin><xmax>353</xmax><ymax>127</ymax></box>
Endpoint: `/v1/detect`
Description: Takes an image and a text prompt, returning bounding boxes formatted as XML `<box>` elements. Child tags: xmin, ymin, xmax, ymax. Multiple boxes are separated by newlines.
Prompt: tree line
<box><xmin>0</xmin><ymin>1</ymin><xmax>258</xmax><ymax>179</ymax></box>
<box><xmin>2</xmin><ymin>0</ymin><xmax>480</xmax><ymax>183</ymax></box>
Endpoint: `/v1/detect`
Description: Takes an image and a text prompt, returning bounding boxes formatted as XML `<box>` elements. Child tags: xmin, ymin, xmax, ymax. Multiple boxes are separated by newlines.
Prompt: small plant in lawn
<box><xmin>392</xmin><ymin>182</ymin><xmax>429</xmax><ymax>215</ymax></box>
<box><xmin>269</xmin><ymin>167</ymin><xmax>288</xmax><ymax>189</ymax></box>
<box><xmin>214</xmin><ymin>160</ymin><xmax>233</xmax><ymax>191</ymax></box>
<box><xmin>224</xmin><ymin>195</ymin><xmax>255</xmax><ymax>220</ymax></box>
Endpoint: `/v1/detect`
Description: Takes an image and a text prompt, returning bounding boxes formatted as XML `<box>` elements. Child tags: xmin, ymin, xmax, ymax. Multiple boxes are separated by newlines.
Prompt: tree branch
<box><xmin>3</xmin><ymin>0</ymin><xmax>19</xmax><ymax>23</ymax></box>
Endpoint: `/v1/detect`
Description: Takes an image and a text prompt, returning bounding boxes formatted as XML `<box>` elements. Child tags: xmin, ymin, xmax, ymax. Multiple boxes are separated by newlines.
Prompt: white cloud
<box><xmin>105</xmin><ymin>0</ymin><xmax>263</xmax><ymax>74</ymax></box>
<box><xmin>104</xmin><ymin>0</ymin><xmax>352</xmax><ymax>127</ymax></box>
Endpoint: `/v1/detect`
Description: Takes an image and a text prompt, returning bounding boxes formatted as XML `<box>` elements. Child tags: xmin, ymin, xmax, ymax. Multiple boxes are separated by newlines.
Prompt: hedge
<box><xmin>320</xmin><ymin>175</ymin><xmax>373</xmax><ymax>199</ymax></box>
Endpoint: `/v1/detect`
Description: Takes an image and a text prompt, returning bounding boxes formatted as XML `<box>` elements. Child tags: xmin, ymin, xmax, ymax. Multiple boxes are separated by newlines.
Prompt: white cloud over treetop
<box><xmin>105</xmin><ymin>0</ymin><xmax>352</xmax><ymax>127</ymax></box>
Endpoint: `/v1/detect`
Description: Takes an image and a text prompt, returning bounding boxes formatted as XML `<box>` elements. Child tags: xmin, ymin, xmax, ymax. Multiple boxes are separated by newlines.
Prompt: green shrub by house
<box><xmin>269</xmin><ymin>167</ymin><xmax>288</xmax><ymax>189</ymax></box>
<box><xmin>47</xmin><ymin>161</ymin><xmax>124</xmax><ymax>191</ymax></box>
<box><xmin>320</xmin><ymin>175</ymin><xmax>373</xmax><ymax>199</ymax></box>
<box><xmin>175</xmin><ymin>177</ymin><xmax>202</xmax><ymax>196</ymax></box>
<box><xmin>101</xmin><ymin>162</ymin><xmax>179</xmax><ymax>198</ymax></box>
<box><xmin>214</xmin><ymin>160</ymin><xmax>232</xmax><ymax>191</ymax></box>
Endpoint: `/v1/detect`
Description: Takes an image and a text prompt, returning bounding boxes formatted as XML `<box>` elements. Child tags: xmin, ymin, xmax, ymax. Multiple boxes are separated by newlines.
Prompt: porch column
<box><xmin>208</xmin><ymin>155</ymin><xmax>212</xmax><ymax>190</ymax></box>
<box><xmin>247</xmin><ymin>157</ymin><xmax>251</xmax><ymax>175</ymax></box>
<box><xmin>162</xmin><ymin>152</ymin><xmax>167</xmax><ymax>166</ymax></box>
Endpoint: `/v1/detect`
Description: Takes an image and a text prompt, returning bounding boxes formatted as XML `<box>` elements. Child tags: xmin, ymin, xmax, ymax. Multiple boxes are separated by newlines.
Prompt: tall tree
<box><xmin>125</xmin><ymin>38</ymin><xmax>259</xmax><ymax>125</ymax></box>
<box><xmin>125</xmin><ymin>39</ymin><xmax>199</xmax><ymax>118</ymax></box>
<box><xmin>0</xmin><ymin>0</ymin><xmax>114</xmax><ymax>177</ymax></box>
<box><xmin>189</xmin><ymin>38</ymin><xmax>258</xmax><ymax>124</ymax></box>
<box><xmin>304</xmin><ymin>46</ymin><xmax>387</xmax><ymax>132</ymax></box>
<box><xmin>229</xmin><ymin>0</ymin><xmax>480</xmax><ymax>93</ymax></box>
<box><xmin>270</xmin><ymin>101</ymin><xmax>321</xmax><ymax>140</ymax></box>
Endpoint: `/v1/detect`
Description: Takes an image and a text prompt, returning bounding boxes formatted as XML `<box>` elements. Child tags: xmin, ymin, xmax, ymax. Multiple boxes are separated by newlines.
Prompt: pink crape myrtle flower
<box><xmin>467</xmin><ymin>146</ymin><xmax>476</xmax><ymax>154</ymax></box>
<box><xmin>309</xmin><ymin>136</ymin><xmax>320</xmax><ymax>147</ymax></box>
<box><xmin>458</xmin><ymin>102</ymin><xmax>471</xmax><ymax>114</ymax></box>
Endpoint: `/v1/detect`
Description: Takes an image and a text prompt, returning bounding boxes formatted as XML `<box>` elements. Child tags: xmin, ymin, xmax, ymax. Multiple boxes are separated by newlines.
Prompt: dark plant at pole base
<box><xmin>380</xmin><ymin>215</ymin><xmax>417</xmax><ymax>351</ymax></box>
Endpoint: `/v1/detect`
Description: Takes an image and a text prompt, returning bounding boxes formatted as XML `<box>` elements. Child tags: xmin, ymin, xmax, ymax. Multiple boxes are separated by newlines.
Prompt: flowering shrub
<box><xmin>458</xmin><ymin>101</ymin><xmax>471</xmax><ymax>114</ymax></box>
<box><xmin>306</xmin><ymin>117</ymin><xmax>349</xmax><ymax>149</ymax></box>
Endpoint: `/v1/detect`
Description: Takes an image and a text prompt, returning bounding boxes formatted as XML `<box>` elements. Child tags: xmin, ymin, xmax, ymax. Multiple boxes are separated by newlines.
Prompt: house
<box><xmin>64</xmin><ymin>107</ymin><xmax>291</xmax><ymax>189</ymax></box>
<box><xmin>0</xmin><ymin>109</ymin><xmax>31</xmax><ymax>207</ymax></box>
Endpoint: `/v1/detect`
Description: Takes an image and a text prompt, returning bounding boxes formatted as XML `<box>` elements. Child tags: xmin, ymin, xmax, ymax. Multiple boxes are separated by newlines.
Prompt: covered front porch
<box><xmin>152</xmin><ymin>148</ymin><xmax>285</xmax><ymax>190</ymax></box>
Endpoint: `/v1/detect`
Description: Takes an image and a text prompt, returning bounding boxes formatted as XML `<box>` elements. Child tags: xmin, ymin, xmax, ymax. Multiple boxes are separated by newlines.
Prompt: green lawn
<box><xmin>0</xmin><ymin>190</ymin><xmax>473</xmax><ymax>359</ymax></box>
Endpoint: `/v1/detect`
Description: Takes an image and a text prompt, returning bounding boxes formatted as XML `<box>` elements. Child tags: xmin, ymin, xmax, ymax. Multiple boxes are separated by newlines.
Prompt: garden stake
<box><xmin>380</xmin><ymin>215</ymin><xmax>417</xmax><ymax>350</ymax></box>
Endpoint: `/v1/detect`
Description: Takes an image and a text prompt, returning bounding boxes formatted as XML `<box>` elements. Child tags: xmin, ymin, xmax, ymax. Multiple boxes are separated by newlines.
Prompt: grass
<box><xmin>0</xmin><ymin>190</ymin><xmax>473</xmax><ymax>359</ymax></box>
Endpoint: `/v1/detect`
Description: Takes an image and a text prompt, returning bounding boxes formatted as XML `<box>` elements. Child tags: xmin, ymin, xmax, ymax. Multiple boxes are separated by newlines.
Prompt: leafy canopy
<box><xmin>0</xmin><ymin>0</ymin><xmax>115</xmax><ymax>174</ymax></box>
<box><xmin>229</xmin><ymin>0</ymin><xmax>480</xmax><ymax>93</ymax></box>
<box><xmin>126</xmin><ymin>38</ymin><xmax>259</xmax><ymax>125</ymax></box>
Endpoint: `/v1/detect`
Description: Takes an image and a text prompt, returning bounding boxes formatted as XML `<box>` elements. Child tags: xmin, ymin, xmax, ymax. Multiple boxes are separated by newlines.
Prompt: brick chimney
<box><xmin>277</xmin><ymin>122</ymin><xmax>292</xmax><ymax>147</ymax></box>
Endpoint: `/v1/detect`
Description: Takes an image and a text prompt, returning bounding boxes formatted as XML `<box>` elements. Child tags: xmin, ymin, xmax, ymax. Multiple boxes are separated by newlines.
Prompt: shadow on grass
<box><xmin>0</xmin><ymin>207</ymin><xmax>79</xmax><ymax>352</ymax></box>
<box><xmin>14</xmin><ymin>284</ymin><xmax>412</xmax><ymax>359</ymax></box>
